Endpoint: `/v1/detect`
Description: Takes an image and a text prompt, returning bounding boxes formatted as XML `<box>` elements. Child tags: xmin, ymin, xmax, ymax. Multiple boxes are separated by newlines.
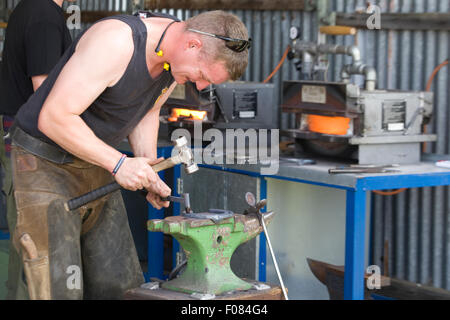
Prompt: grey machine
<box><xmin>282</xmin><ymin>27</ymin><xmax>436</xmax><ymax>165</ymax></box>
<box><xmin>213</xmin><ymin>81</ymin><xmax>278</xmax><ymax>130</ymax></box>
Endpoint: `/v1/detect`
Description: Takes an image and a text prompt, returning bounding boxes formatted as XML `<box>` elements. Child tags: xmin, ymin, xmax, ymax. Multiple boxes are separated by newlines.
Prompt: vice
<box><xmin>148</xmin><ymin>202</ymin><xmax>274</xmax><ymax>295</ymax></box>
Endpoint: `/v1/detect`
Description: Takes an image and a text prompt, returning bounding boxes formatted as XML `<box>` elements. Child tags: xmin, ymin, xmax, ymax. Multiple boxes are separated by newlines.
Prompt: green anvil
<box><xmin>148</xmin><ymin>210</ymin><xmax>274</xmax><ymax>295</ymax></box>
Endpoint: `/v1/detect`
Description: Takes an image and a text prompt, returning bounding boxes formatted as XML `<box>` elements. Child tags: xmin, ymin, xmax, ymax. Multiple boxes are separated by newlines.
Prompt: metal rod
<box><xmin>183</xmin><ymin>193</ymin><xmax>191</xmax><ymax>213</ymax></box>
<box><xmin>261</xmin><ymin>217</ymin><xmax>289</xmax><ymax>300</ymax></box>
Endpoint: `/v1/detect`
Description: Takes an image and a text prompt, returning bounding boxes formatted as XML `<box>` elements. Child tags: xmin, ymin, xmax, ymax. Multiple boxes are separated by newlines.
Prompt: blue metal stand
<box><xmin>258</xmin><ymin>177</ymin><xmax>268</xmax><ymax>282</ymax></box>
<box><xmin>145</xmin><ymin>145</ymin><xmax>175</xmax><ymax>281</ymax></box>
<box><xmin>344</xmin><ymin>188</ymin><xmax>366</xmax><ymax>300</ymax></box>
<box><xmin>171</xmin><ymin>164</ymin><xmax>181</xmax><ymax>269</ymax></box>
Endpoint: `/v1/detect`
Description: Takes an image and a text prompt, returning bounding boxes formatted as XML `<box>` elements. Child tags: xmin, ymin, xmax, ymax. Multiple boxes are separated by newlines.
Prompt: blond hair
<box><xmin>185</xmin><ymin>10</ymin><xmax>249</xmax><ymax>80</ymax></box>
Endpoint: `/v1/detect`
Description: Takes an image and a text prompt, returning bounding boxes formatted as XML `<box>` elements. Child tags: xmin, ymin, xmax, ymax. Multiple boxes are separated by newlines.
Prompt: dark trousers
<box><xmin>11</xmin><ymin>146</ymin><xmax>144</xmax><ymax>299</ymax></box>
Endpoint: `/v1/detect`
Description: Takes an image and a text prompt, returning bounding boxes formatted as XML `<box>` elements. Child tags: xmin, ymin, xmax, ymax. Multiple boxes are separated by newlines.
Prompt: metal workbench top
<box><xmin>120</xmin><ymin>139</ymin><xmax>450</xmax><ymax>191</ymax></box>
<box><xmin>198</xmin><ymin>158</ymin><xmax>450</xmax><ymax>191</ymax></box>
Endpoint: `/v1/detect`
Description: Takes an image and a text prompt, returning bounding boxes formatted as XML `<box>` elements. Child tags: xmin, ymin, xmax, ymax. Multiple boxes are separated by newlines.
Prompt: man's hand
<box><xmin>114</xmin><ymin>156</ymin><xmax>171</xmax><ymax>209</ymax></box>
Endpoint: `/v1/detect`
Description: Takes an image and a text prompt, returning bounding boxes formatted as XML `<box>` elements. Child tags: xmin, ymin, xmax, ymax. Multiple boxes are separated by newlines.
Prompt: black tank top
<box><xmin>15</xmin><ymin>13</ymin><xmax>177</xmax><ymax>150</ymax></box>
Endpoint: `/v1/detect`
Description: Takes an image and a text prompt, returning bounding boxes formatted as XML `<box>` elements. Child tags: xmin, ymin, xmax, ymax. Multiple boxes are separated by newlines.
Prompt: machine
<box><xmin>282</xmin><ymin>27</ymin><xmax>437</xmax><ymax>165</ymax></box>
<box><xmin>160</xmin><ymin>81</ymin><xmax>278</xmax><ymax>136</ymax></box>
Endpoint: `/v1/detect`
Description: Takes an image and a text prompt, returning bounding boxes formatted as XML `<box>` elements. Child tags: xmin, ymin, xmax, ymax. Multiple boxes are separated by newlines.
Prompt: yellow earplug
<box><xmin>156</xmin><ymin>50</ymin><xmax>164</xmax><ymax>57</ymax></box>
<box><xmin>163</xmin><ymin>62</ymin><xmax>170</xmax><ymax>71</ymax></box>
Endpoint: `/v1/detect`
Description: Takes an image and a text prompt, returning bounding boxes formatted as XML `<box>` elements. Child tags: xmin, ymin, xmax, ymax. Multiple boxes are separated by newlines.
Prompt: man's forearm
<box><xmin>128</xmin><ymin>81</ymin><xmax>177</xmax><ymax>158</ymax></box>
<box><xmin>38</xmin><ymin>111</ymin><xmax>123</xmax><ymax>172</ymax></box>
<box><xmin>128</xmin><ymin>109</ymin><xmax>160</xmax><ymax>159</ymax></box>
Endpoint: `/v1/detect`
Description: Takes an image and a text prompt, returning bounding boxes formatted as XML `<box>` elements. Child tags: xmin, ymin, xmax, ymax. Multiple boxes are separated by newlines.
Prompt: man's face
<box><xmin>170</xmin><ymin>40</ymin><xmax>230</xmax><ymax>91</ymax></box>
<box><xmin>172</xmin><ymin>59</ymin><xmax>229</xmax><ymax>91</ymax></box>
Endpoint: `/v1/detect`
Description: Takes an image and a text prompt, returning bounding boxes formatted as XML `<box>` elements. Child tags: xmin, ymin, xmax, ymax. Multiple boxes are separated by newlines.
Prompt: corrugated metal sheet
<box><xmin>3</xmin><ymin>0</ymin><xmax>450</xmax><ymax>292</ymax></box>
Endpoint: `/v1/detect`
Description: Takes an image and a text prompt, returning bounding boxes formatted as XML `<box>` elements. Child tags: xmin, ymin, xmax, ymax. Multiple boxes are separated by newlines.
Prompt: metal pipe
<box><xmin>316</xmin><ymin>44</ymin><xmax>361</xmax><ymax>63</ymax></box>
<box><xmin>364</xmin><ymin>66</ymin><xmax>377</xmax><ymax>91</ymax></box>
<box><xmin>292</xmin><ymin>41</ymin><xmax>377</xmax><ymax>90</ymax></box>
<box><xmin>183</xmin><ymin>193</ymin><xmax>191</xmax><ymax>213</ymax></box>
<box><xmin>302</xmin><ymin>51</ymin><xmax>314</xmax><ymax>78</ymax></box>
<box><xmin>341</xmin><ymin>63</ymin><xmax>377</xmax><ymax>91</ymax></box>
<box><xmin>317</xmin><ymin>44</ymin><xmax>377</xmax><ymax>91</ymax></box>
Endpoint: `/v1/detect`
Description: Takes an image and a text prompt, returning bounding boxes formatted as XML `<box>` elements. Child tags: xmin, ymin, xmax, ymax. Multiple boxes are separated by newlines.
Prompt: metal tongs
<box><xmin>244</xmin><ymin>192</ymin><xmax>289</xmax><ymax>300</ymax></box>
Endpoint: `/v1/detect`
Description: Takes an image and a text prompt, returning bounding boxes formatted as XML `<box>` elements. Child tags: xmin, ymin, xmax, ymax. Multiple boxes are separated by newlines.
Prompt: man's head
<box><xmin>169</xmin><ymin>11</ymin><xmax>250</xmax><ymax>90</ymax></box>
<box><xmin>185</xmin><ymin>11</ymin><xmax>250</xmax><ymax>81</ymax></box>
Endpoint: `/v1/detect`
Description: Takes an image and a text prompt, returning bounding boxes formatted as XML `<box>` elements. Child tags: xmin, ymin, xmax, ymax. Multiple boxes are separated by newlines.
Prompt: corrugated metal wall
<box><xmin>2</xmin><ymin>0</ymin><xmax>450</xmax><ymax>291</ymax></box>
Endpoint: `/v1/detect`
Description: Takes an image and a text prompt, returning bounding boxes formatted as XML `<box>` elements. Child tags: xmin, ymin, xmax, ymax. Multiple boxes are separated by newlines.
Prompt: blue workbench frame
<box><xmin>144</xmin><ymin>145</ymin><xmax>179</xmax><ymax>282</ymax></box>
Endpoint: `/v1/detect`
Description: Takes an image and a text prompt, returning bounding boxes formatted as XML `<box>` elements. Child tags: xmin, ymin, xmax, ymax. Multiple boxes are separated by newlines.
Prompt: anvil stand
<box><xmin>124</xmin><ymin>199</ymin><xmax>285</xmax><ymax>300</ymax></box>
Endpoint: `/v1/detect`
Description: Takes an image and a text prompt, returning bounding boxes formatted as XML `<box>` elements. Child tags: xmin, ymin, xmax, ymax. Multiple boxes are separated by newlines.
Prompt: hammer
<box><xmin>64</xmin><ymin>137</ymin><xmax>198</xmax><ymax>211</ymax></box>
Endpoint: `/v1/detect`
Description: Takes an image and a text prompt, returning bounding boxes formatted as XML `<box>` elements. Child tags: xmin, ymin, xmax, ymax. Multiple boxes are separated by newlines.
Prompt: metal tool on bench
<box><xmin>64</xmin><ymin>136</ymin><xmax>198</xmax><ymax>211</ymax></box>
<box><xmin>281</xmin><ymin>157</ymin><xmax>317</xmax><ymax>166</ymax></box>
<box><xmin>329</xmin><ymin>164</ymin><xmax>400</xmax><ymax>174</ymax></box>
<box><xmin>147</xmin><ymin>196</ymin><xmax>276</xmax><ymax>297</ymax></box>
<box><xmin>244</xmin><ymin>192</ymin><xmax>289</xmax><ymax>300</ymax></box>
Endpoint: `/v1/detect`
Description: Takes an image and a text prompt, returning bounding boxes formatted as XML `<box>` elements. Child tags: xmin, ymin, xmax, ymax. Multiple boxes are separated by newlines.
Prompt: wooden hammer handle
<box><xmin>151</xmin><ymin>157</ymin><xmax>178</xmax><ymax>173</ymax></box>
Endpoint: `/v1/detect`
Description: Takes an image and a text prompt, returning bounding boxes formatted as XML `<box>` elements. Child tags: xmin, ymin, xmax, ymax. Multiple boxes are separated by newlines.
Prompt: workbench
<box><xmin>193</xmin><ymin>159</ymin><xmax>450</xmax><ymax>300</ymax></box>
<box><xmin>125</xmin><ymin>143</ymin><xmax>450</xmax><ymax>300</ymax></box>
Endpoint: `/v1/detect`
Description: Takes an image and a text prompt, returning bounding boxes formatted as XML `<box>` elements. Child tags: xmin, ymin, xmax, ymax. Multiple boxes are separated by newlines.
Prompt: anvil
<box><xmin>148</xmin><ymin>209</ymin><xmax>275</xmax><ymax>295</ymax></box>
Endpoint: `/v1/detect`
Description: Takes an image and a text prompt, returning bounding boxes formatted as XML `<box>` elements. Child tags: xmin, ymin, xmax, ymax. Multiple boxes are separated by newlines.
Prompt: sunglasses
<box><xmin>187</xmin><ymin>29</ymin><xmax>252</xmax><ymax>53</ymax></box>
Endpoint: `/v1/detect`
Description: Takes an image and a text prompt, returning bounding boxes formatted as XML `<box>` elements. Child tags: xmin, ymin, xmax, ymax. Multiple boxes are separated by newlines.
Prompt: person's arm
<box><xmin>25</xmin><ymin>22</ymin><xmax>68</xmax><ymax>85</ymax></box>
<box><xmin>128</xmin><ymin>81</ymin><xmax>177</xmax><ymax>159</ymax></box>
<box><xmin>128</xmin><ymin>81</ymin><xmax>177</xmax><ymax>208</ymax></box>
<box><xmin>31</xmin><ymin>74</ymin><xmax>48</xmax><ymax>91</ymax></box>
<box><xmin>37</xmin><ymin>20</ymin><xmax>170</xmax><ymax>203</ymax></box>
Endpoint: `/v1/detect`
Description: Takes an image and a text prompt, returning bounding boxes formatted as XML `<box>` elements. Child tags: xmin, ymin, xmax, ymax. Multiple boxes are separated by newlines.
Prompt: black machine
<box><xmin>160</xmin><ymin>81</ymin><xmax>278</xmax><ymax>139</ymax></box>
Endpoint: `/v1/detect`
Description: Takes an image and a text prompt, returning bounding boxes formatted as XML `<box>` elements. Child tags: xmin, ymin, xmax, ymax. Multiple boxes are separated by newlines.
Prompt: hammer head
<box><xmin>173</xmin><ymin>137</ymin><xmax>199</xmax><ymax>174</ymax></box>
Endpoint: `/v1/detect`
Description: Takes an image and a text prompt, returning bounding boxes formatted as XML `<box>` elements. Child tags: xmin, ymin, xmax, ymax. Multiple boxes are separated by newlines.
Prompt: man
<box><xmin>10</xmin><ymin>10</ymin><xmax>250</xmax><ymax>299</ymax></box>
<box><xmin>0</xmin><ymin>0</ymin><xmax>74</xmax><ymax>300</ymax></box>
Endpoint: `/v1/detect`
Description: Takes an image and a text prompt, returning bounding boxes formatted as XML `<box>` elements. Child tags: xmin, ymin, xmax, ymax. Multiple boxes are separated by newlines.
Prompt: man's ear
<box><xmin>186</xmin><ymin>38</ymin><xmax>202</xmax><ymax>50</ymax></box>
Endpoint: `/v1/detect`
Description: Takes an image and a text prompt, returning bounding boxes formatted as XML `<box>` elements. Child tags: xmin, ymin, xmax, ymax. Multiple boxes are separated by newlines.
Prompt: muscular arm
<box><xmin>127</xmin><ymin>82</ymin><xmax>177</xmax><ymax>209</ymax></box>
<box><xmin>38</xmin><ymin>20</ymin><xmax>134</xmax><ymax>172</ymax></box>
<box><xmin>38</xmin><ymin>19</ymin><xmax>171</xmax><ymax>206</ymax></box>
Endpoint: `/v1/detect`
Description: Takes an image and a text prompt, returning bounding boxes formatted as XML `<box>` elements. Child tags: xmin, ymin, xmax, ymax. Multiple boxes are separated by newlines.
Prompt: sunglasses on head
<box><xmin>187</xmin><ymin>29</ymin><xmax>252</xmax><ymax>53</ymax></box>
